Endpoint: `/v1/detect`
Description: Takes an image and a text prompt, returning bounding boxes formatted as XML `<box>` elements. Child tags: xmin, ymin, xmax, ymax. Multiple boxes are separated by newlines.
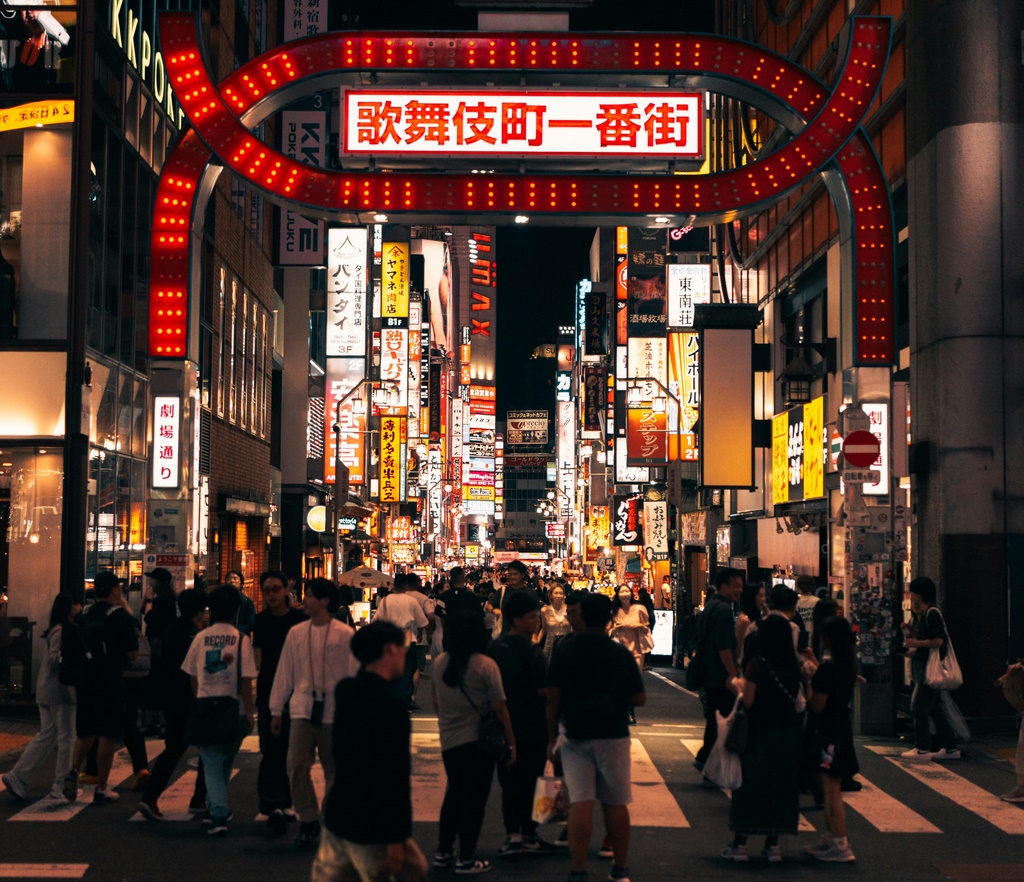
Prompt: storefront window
<box><xmin>0</xmin><ymin>8</ymin><xmax>77</xmax><ymax>97</ymax></box>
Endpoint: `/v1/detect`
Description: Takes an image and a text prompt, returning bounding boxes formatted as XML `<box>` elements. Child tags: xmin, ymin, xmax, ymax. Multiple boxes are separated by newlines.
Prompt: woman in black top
<box><xmin>723</xmin><ymin>615</ymin><xmax>804</xmax><ymax>863</ymax></box>
<box><xmin>806</xmin><ymin>616</ymin><xmax>859</xmax><ymax>862</ymax></box>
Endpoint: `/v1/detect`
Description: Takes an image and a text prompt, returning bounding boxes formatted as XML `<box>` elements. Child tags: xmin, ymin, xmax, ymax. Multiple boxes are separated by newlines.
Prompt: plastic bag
<box><xmin>532</xmin><ymin>764</ymin><xmax>569</xmax><ymax>825</ymax></box>
<box><xmin>704</xmin><ymin>700</ymin><xmax>742</xmax><ymax>790</ymax></box>
<box><xmin>939</xmin><ymin>691</ymin><xmax>972</xmax><ymax>743</ymax></box>
<box><xmin>925</xmin><ymin>642</ymin><xmax>962</xmax><ymax>690</ymax></box>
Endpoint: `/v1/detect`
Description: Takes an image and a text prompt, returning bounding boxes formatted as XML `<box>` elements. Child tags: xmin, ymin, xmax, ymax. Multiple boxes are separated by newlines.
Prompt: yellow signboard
<box><xmin>382</xmin><ymin>242</ymin><xmax>409</xmax><ymax>319</ymax></box>
<box><xmin>0</xmin><ymin>100</ymin><xmax>74</xmax><ymax>133</ymax></box>
<box><xmin>772</xmin><ymin>412</ymin><xmax>789</xmax><ymax>505</ymax></box>
<box><xmin>379</xmin><ymin>416</ymin><xmax>405</xmax><ymax>503</ymax></box>
<box><xmin>803</xmin><ymin>396</ymin><xmax>824</xmax><ymax>500</ymax></box>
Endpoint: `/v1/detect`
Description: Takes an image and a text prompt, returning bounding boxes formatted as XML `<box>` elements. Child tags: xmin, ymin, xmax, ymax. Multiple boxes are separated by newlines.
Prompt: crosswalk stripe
<box><xmin>843</xmin><ymin>775</ymin><xmax>941</xmax><ymax>833</ymax></box>
<box><xmin>629</xmin><ymin>738</ymin><xmax>688</xmax><ymax>827</ymax></box>
<box><xmin>0</xmin><ymin>864</ymin><xmax>88</xmax><ymax>878</ymax></box>
<box><xmin>11</xmin><ymin>751</ymin><xmax>135</xmax><ymax>822</ymax></box>
<box><xmin>411</xmin><ymin>733</ymin><xmax>445</xmax><ymax>822</ymax></box>
<box><xmin>129</xmin><ymin>769</ymin><xmax>238</xmax><ymax>822</ymax></box>
<box><xmin>881</xmin><ymin>755</ymin><xmax>1024</xmax><ymax>834</ymax></box>
<box><xmin>678</xmin><ymin>738</ymin><xmax>815</xmax><ymax>832</ymax></box>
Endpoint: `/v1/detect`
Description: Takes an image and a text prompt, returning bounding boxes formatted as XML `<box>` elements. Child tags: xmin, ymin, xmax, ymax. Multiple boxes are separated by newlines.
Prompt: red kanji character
<box><xmin>453</xmin><ymin>102</ymin><xmax>497</xmax><ymax>145</ymax></box>
<box><xmin>643</xmin><ymin>102</ymin><xmax>690</xmax><ymax>147</ymax></box>
<box><xmin>501</xmin><ymin>103</ymin><xmax>545</xmax><ymax>147</ymax></box>
<box><xmin>356</xmin><ymin>101</ymin><xmax>402</xmax><ymax>145</ymax></box>
<box><xmin>403</xmin><ymin>102</ymin><xmax>450</xmax><ymax>145</ymax></box>
<box><xmin>596</xmin><ymin>104</ymin><xmax>641</xmax><ymax>148</ymax></box>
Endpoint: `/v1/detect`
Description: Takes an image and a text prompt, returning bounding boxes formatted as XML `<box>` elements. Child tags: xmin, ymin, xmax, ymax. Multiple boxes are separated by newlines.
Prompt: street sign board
<box><xmin>843</xmin><ymin>430</ymin><xmax>880</xmax><ymax>468</ymax></box>
<box><xmin>842</xmin><ymin>469</ymin><xmax>877</xmax><ymax>484</ymax></box>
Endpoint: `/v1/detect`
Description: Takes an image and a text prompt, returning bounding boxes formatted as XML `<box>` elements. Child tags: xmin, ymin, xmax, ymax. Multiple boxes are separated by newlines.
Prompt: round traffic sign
<box><xmin>843</xmin><ymin>430</ymin><xmax>880</xmax><ymax>468</ymax></box>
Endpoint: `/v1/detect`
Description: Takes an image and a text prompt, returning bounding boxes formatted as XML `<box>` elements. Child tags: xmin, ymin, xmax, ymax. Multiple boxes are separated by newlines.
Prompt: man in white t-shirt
<box><xmin>374</xmin><ymin>574</ymin><xmax>429</xmax><ymax>709</ymax></box>
<box><xmin>400</xmin><ymin>573</ymin><xmax>435</xmax><ymax>709</ymax></box>
<box><xmin>181</xmin><ymin>585</ymin><xmax>257</xmax><ymax>835</ymax></box>
<box><xmin>795</xmin><ymin>575</ymin><xmax>820</xmax><ymax>641</ymax></box>
<box><xmin>270</xmin><ymin>579</ymin><xmax>358</xmax><ymax>851</ymax></box>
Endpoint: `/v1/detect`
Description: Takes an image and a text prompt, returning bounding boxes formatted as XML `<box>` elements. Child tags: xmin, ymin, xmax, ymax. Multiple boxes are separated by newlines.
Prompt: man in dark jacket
<box><xmin>137</xmin><ymin>589</ymin><xmax>208</xmax><ymax>820</ymax></box>
<box><xmin>311</xmin><ymin>620</ymin><xmax>427</xmax><ymax>882</ymax></box>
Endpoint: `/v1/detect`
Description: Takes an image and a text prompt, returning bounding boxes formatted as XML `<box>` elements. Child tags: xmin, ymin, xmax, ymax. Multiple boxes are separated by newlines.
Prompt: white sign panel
<box><xmin>627</xmin><ymin>337</ymin><xmax>667</xmax><ymax>400</ymax></box>
<box><xmin>557</xmin><ymin>400</ymin><xmax>576</xmax><ymax>519</ymax></box>
<box><xmin>643</xmin><ymin>499</ymin><xmax>669</xmax><ymax>561</ymax></box>
<box><xmin>667</xmin><ymin>263</ymin><xmax>712</xmax><ymax>328</ymax></box>
<box><xmin>152</xmin><ymin>396</ymin><xmax>181</xmax><ymax>488</ymax></box>
<box><xmin>615</xmin><ymin>444</ymin><xmax>650</xmax><ymax>484</ymax></box>
<box><xmin>282</xmin><ymin>0</ymin><xmax>324</xmax><ymax>40</ymax></box>
<box><xmin>326</xmin><ymin>227</ymin><xmax>367</xmax><ymax>357</ymax></box>
<box><xmin>344</xmin><ymin>90</ymin><xmax>704</xmax><ymax>158</ymax></box>
<box><xmin>278</xmin><ymin>110</ymin><xmax>326</xmax><ymax>265</ymax></box>
<box><xmin>862</xmin><ymin>402</ymin><xmax>890</xmax><ymax>497</ymax></box>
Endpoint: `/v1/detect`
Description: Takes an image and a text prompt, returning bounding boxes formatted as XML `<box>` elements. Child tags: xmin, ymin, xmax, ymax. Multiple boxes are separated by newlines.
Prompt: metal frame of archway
<box><xmin>149</xmin><ymin>14</ymin><xmax>894</xmax><ymax>367</ymax></box>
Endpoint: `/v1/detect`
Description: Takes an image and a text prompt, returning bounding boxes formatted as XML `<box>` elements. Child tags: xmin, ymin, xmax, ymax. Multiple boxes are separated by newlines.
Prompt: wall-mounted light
<box><xmin>374</xmin><ymin>213</ymin><xmax>388</xmax><ymax>222</ymax></box>
<box><xmin>514</xmin><ymin>215</ymin><xmax>529</xmax><ymax>224</ymax></box>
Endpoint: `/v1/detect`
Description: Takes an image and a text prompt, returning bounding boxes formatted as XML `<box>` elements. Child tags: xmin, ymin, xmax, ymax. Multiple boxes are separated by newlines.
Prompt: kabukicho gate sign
<box><xmin>150</xmin><ymin>13</ymin><xmax>895</xmax><ymax>369</ymax></box>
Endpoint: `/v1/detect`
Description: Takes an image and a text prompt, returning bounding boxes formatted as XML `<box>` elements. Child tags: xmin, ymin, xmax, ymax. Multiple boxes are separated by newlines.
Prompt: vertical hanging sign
<box><xmin>382</xmin><ymin>242</ymin><xmax>410</xmax><ymax>321</ymax></box>
<box><xmin>326</xmin><ymin>227</ymin><xmax>367</xmax><ymax>357</ymax></box>
<box><xmin>379</xmin><ymin>415</ymin><xmax>406</xmax><ymax>503</ymax></box>
<box><xmin>152</xmin><ymin>396</ymin><xmax>181</xmax><ymax>488</ymax></box>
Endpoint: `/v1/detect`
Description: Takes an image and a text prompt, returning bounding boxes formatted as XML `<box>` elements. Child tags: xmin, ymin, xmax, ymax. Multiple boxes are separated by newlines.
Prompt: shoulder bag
<box><xmin>924</xmin><ymin>610</ymin><xmax>962</xmax><ymax>690</ymax></box>
<box><xmin>185</xmin><ymin>636</ymin><xmax>243</xmax><ymax>746</ymax></box>
<box><xmin>458</xmin><ymin>675</ymin><xmax>508</xmax><ymax>760</ymax></box>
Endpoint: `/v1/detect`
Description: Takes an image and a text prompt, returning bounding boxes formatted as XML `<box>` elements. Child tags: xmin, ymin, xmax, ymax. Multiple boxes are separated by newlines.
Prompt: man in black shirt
<box><xmin>252</xmin><ymin>570</ymin><xmax>308</xmax><ymax>831</ymax></box>
<box><xmin>435</xmin><ymin>567</ymin><xmax>483</xmax><ymax>650</ymax></box>
<box><xmin>547</xmin><ymin>594</ymin><xmax>645</xmax><ymax>882</ymax></box>
<box><xmin>490</xmin><ymin>591</ymin><xmax>553</xmax><ymax>857</ymax></box>
<box><xmin>489</xmin><ymin>560</ymin><xmax>541</xmax><ymax>636</ymax></box>
<box><xmin>313</xmin><ymin>621</ymin><xmax>427</xmax><ymax>882</ymax></box>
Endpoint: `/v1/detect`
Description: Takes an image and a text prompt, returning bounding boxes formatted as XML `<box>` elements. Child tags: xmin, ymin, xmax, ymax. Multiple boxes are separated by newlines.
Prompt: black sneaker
<box><xmin>202</xmin><ymin>810</ymin><xmax>234</xmax><ymax>825</ymax></box>
<box><xmin>522</xmin><ymin>835</ymin><xmax>556</xmax><ymax>855</ymax></box>
<box><xmin>208</xmin><ymin>820</ymin><xmax>229</xmax><ymax>836</ymax></box>
<box><xmin>434</xmin><ymin>851</ymin><xmax>455</xmax><ymax>868</ymax></box>
<box><xmin>62</xmin><ymin>769</ymin><xmax>79</xmax><ymax>803</ymax></box>
<box><xmin>454</xmin><ymin>858</ymin><xmax>492</xmax><ymax>875</ymax></box>
<box><xmin>295</xmin><ymin>821</ymin><xmax>321</xmax><ymax>850</ymax></box>
<box><xmin>497</xmin><ymin>838</ymin><xmax>525</xmax><ymax>857</ymax></box>
<box><xmin>267</xmin><ymin>809</ymin><xmax>288</xmax><ymax>834</ymax></box>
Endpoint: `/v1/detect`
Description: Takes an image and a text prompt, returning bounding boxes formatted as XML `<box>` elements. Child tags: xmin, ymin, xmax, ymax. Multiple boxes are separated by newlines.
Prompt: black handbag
<box><xmin>723</xmin><ymin>703</ymin><xmax>750</xmax><ymax>755</ymax></box>
<box><xmin>185</xmin><ymin>639</ymin><xmax>243</xmax><ymax>746</ymax></box>
<box><xmin>459</xmin><ymin>681</ymin><xmax>508</xmax><ymax>760</ymax></box>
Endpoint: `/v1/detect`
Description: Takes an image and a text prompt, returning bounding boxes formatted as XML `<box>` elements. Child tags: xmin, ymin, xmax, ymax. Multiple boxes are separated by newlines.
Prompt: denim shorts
<box><xmin>559</xmin><ymin>737</ymin><xmax>632</xmax><ymax>806</ymax></box>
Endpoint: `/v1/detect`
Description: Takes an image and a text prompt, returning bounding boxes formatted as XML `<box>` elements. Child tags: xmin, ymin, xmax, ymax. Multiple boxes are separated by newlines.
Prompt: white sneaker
<box><xmin>802</xmin><ymin>839</ymin><xmax>833</xmax><ymax>855</ymax></box>
<box><xmin>932</xmin><ymin>748</ymin><xmax>961</xmax><ymax>761</ymax></box>
<box><xmin>815</xmin><ymin>843</ymin><xmax>856</xmax><ymax>863</ymax></box>
<box><xmin>1001</xmin><ymin>786</ymin><xmax>1024</xmax><ymax>803</ymax></box>
<box><xmin>900</xmin><ymin>748</ymin><xmax>934</xmax><ymax>761</ymax></box>
<box><xmin>721</xmin><ymin>844</ymin><xmax>748</xmax><ymax>862</ymax></box>
<box><xmin>762</xmin><ymin>845</ymin><xmax>782</xmax><ymax>863</ymax></box>
<box><xmin>2</xmin><ymin>773</ymin><xmax>27</xmax><ymax>799</ymax></box>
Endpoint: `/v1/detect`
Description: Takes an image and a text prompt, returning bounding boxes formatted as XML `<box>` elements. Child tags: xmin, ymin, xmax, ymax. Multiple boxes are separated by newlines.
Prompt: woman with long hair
<box><xmin>805</xmin><ymin>615</ymin><xmax>859</xmax><ymax>862</ymax></box>
<box><xmin>735</xmin><ymin>582</ymin><xmax>767</xmax><ymax>659</ymax></box>
<box><xmin>722</xmin><ymin>615</ymin><xmax>804</xmax><ymax>863</ymax></box>
<box><xmin>431</xmin><ymin>612</ymin><xmax>514</xmax><ymax>874</ymax></box>
<box><xmin>610</xmin><ymin>585</ymin><xmax>652</xmax><ymax>724</ymax></box>
<box><xmin>2</xmin><ymin>594</ymin><xmax>80</xmax><ymax>800</ymax></box>
<box><xmin>539</xmin><ymin>583</ymin><xmax>571</xmax><ymax>663</ymax></box>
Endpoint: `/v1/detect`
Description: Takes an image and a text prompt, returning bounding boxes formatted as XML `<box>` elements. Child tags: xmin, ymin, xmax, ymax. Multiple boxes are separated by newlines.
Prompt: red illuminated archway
<box><xmin>151</xmin><ymin>15</ymin><xmax>894</xmax><ymax>363</ymax></box>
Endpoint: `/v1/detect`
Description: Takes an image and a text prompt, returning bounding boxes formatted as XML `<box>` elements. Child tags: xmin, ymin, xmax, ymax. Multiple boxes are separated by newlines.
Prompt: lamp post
<box><xmin>331</xmin><ymin>380</ymin><xmax>397</xmax><ymax>579</ymax></box>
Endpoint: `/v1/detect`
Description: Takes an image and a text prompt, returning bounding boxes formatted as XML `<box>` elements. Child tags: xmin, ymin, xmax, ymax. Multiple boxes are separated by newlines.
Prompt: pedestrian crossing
<box><xmin>2</xmin><ymin>732</ymin><xmax>1022</xmax><ymax>840</ymax></box>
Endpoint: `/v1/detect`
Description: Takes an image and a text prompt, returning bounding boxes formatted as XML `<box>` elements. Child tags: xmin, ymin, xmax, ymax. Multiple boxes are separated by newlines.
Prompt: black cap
<box><xmin>145</xmin><ymin>567</ymin><xmax>173</xmax><ymax>584</ymax></box>
<box><xmin>93</xmin><ymin>570</ymin><xmax>125</xmax><ymax>594</ymax></box>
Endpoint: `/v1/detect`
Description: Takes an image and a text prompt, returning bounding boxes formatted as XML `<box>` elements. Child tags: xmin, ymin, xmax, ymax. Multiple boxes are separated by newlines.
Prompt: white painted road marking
<box><xmin>629</xmin><ymin>738</ymin><xmax>689</xmax><ymax>827</ymax></box>
<box><xmin>0</xmin><ymin>864</ymin><xmax>88</xmax><ymax>878</ymax></box>
<box><xmin>843</xmin><ymin>774</ymin><xmax>941</xmax><ymax>833</ymax></box>
<box><xmin>129</xmin><ymin>769</ymin><xmax>238</xmax><ymax>822</ymax></box>
<box><xmin>411</xmin><ymin>733</ymin><xmax>446</xmax><ymax>822</ymax></box>
<box><xmin>11</xmin><ymin>751</ymin><xmax>134</xmax><ymax>822</ymax></box>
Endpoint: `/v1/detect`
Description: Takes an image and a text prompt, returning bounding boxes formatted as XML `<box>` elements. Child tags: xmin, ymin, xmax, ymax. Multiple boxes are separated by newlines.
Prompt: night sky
<box><xmin>495</xmin><ymin>226</ymin><xmax>596</xmax><ymax>421</ymax></box>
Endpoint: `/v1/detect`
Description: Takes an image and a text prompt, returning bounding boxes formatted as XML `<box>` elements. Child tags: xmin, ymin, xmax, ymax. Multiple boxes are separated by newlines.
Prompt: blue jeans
<box><xmin>197</xmin><ymin>719</ymin><xmax>246</xmax><ymax>820</ymax></box>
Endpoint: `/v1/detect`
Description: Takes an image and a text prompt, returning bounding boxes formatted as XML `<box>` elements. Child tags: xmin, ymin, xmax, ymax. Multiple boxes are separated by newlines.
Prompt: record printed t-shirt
<box><xmin>182</xmin><ymin>622</ymin><xmax>257</xmax><ymax>704</ymax></box>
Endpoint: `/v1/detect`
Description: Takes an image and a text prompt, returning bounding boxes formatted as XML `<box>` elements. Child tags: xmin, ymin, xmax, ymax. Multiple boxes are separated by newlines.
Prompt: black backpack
<box><xmin>58</xmin><ymin>606</ymin><xmax>111</xmax><ymax>687</ymax></box>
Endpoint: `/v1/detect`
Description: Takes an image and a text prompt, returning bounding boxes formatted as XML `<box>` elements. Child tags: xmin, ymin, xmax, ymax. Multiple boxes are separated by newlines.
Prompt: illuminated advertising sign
<box><xmin>627</xmin><ymin>227</ymin><xmax>667</xmax><ymax>337</ymax></box>
<box><xmin>407</xmin><ymin>301</ymin><xmax>422</xmax><ymax>438</ymax></box>
<box><xmin>325</xmin><ymin>358</ymin><xmax>366</xmax><ymax>486</ymax></box>
<box><xmin>380</xmin><ymin>327</ymin><xmax>409</xmax><ymax>411</ymax></box>
<box><xmin>466</xmin><ymin>229</ymin><xmax>497</xmax><ymax>382</ymax></box>
<box><xmin>555</xmin><ymin>371</ymin><xmax>571</xmax><ymax>402</ymax></box>
<box><xmin>343</xmin><ymin>91</ymin><xmax>703</xmax><ymax>158</ymax></box>
<box><xmin>615</xmin><ymin>444</ymin><xmax>650</xmax><ymax>484</ymax></box>
<box><xmin>587</xmin><ymin>506</ymin><xmax>610</xmax><ymax>558</ymax></box>
<box><xmin>507</xmin><ymin>410</ymin><xmax>548</xmax><ymax>446</ymax></box>
<box><xmin>582</xmin><ymin>364</ymin><xmax>604</xmax><ymax>438</ymax></box>
<box><xmin>382</xmin><ymin>242</ymin><xmax>410</xmax><ymax>320</ymax></box>
<box><xmin>627</xmin><ymin>408</ymin><xmax>667</xmax><ymax>465</ymax></box>
<box><xmin>771</xmin><ymin>396</ymin><xmax>825</xmax><ymax>505</ymax></box>
<box><xmin>667</xmin><ymin>332</ymin><xmax>699</xmax><ymax>461</ymax></box>
<box><xmin>557</xmin><ymin>400</ymin><xmax>575</xmax><ymax>519</ymax></box>
<box><xmin>667</xmin><ymin>263</ymin><xmax>712</xmax><ymax>329</ymax></box>
<box><xmin>612</xmin><ymin>496</ymin><xmax>643</xmax><ymax>547</ymax></box>
<box><xmin>643</xmin><ymin>499</ymin><xmax>669</xmax><ymax>562</ymax></box>
<box><xmin>278</xmin><ymin>108</ymin><xmax>325</xmax><ymax>265</ymax></box>
<box><xmin>152</xmin><ymin>396</ymin><xmax>181</xmax><ymax>488</ymax></box>
<box><xmin>413</xmin><ymin>239</ymin><xmax>452</xmax><ymax>358</ymax></box>
<box><xmin>326</xmin><ymin>227</ymin><xmax>367</xmax><ymax>357</ymax></box>
<box><xmin>379</xmin><ymin>416</ymin><xmax>406</xmax><ymax>503</ymax></box>
<box><xmin>861</xmin><ymin>402</ymin><xmax>890</xmax><ymax>497</ymax></box>
<box><xmin>667</xmin><ymin>225</ymin><xmax>711</xmax><ymax>254</ymax></box>
<box><xmin>584</xmin><ymin>286</ymin><xmax>607</xmax><ymax>357</ymax></box>
<box><xmin>627</xmin><ymin>336</ymin><xmax>667</xmax><ymax>401</ymax></box>
<box><xmin>283</xmin><ymin>0</ymin><xmax>324</xmax><ymax>40</ymax></box>
<box><xmin>546</xmin><ymin>522</ymin><xmax>566</xmax><ymax>539</ymax></box>
<box><xmin>0</xmin><ymin>100</ymin><xmax>74</xmax><ymax>133</ymax></box>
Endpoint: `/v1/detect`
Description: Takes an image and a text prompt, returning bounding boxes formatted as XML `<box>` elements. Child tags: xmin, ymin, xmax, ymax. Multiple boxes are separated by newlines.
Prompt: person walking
<box><xmin>431</xmin><ymin>612</ymin><xmax>515</xmax><ymax>875</ymax></box>
<box><xmin>900</xmin><ymin>576</ymin><xmax>960</xmax><ymax>761</ymax></box>
<box><xmin>805</xmin><ymin>616</ymin><xmax>860</xmax><ymax>862</ymax></box>
<box><xmin>252</xmin><ymin>570</ymin><xmax>307</xmax><ymax>832</ymax></box>
<box><xmin>180</xmin><ymin>585</ymin><xmax>256</xmax><ymax>835</ymax></box>
<box><xmin>539</xmin><ymin>583</ymin><xmax>571</xmax><ymax>663</ymax></box>
<box><xmin>489</xmin><ymin>561</ymin><xmax>540</xmax><ymax>637</ymax></box>
<box><xmin>137</xmin><ymin>589</ymin><xmax>209</xmax><ymax>820</ymax></box>
<box><xmin>63</xmin><ymin>570</ymin><xmax>139</xmax><ymax>804</ymax></box>
<box><xmin>311</xmin><ymin>620</ymin><xmax>428</xmax><ymax>882</ymax></box>
<box><xmin>795</xmin><ymin>575</ymin><xmax>819</xmax><ymax>642</ymax></box>
<box><xmin>269</xmin><ymin>578</ymin><xmax>358</xmax><ymax>851</ymax></box>
<box><xmin>721</xmin><ymin>615</ymin><xmax>804</xmax><ymax>863</ymax></box>
<box><xmin>610</xmin><ymin>586</ymin><xmax>652</xmax><ymax>724</ymax></box>
<box><xmin>735</xmin><ymin>582</ymin><xmax>766</xmax><ymax>659</ymax></box>
<box><xmin>374</xmin><ymin>574</ymin><xmax>429</xmax><ymax>709</ymax></box>
<box><xmin>546</xmin><ymin>593</ymin><xmax>646</xmax><ymax>882</ymax></box>
<box><xmin>692</xmin><ymin>568</ymin><xmax>743</xmax><ymax>771</ymax></box>
<box><xmin>3</xmin><ymin>594</ymin><xmax>80</xmax><ymax>800</ymax></box>
<box><xmin>490</xmin><ymin>591</ymin><xmax>554</xmax><ymax>857</ymax></box>
<box><xmin>402</xmin><ymin>572</ymin><xmax>436</xmax><ymax>709</ymax></box>
<box><xmin>435</xmin><ymin>567</ymin><xmax>483</xmax><ymax>652</ymax></box>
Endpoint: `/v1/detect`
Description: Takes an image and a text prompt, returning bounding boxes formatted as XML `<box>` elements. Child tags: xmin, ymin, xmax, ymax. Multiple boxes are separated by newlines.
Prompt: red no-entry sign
<box><xmin>843</xmin><ymin>430</ymin><xmax>880</xmax><ymax>468</ymax></box>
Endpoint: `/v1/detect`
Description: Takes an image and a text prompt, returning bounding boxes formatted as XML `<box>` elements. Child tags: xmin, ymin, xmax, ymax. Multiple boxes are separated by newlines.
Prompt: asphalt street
<box><xmin>2</xmin><ymin>667</ymin><xmax>1023</xmax><ymax>881</ymax></box>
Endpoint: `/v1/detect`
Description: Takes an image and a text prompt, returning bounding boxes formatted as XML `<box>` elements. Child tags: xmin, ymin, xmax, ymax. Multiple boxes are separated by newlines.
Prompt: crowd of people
<box><xmin>2</xmin><ymin>558</ymin><xmax>1015</xmax><ymax>880</ymax></box>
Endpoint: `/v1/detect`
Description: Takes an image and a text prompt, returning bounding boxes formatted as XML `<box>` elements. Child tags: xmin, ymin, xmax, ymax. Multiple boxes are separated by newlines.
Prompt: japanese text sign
<box><xmin>326</xmin><ymin>227</ymin><xmax>367</xmax><ymax>357</ymax></box>
<box><xmin>152</xmin><ymin>396</ymin><xmax>181</xmax><ymax>489</ymax></box>
<box><xmin>344</xmin><ymin>90</ymin><xmax>703</xmax><ymax>158</ymax></box>
<box><xmin>379</xmin><ymin>415</ymin><xmax>406</xmax><ymax>503</ymax></box>
<box><xmin>667</xmin><ymin>264</ymin><xmax>711</xmax><ymax>328</ymax></box>
<box><xmin>382</xmin><ymin>242</ymin><xmax>409</xmax><ymax>319</ymax></box>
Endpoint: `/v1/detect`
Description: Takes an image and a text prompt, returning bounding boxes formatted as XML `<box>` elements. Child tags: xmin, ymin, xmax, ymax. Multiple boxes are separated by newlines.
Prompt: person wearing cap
<box><xmin>269</xmin><ymin>578</ymin><xmax>359</xmax><ymax>851</ymax></box>
<box><xmin>63</xmin><ymin>570</ymin><xmax>139</xmax><ymax>803</ymax></box>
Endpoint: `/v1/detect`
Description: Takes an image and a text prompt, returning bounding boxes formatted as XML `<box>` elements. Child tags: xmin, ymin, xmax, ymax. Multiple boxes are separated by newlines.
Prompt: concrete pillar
<box><xmin>906</xmin><ymin>0</ymin><xmax>1024</xmax><ymax>714</ymax></box>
